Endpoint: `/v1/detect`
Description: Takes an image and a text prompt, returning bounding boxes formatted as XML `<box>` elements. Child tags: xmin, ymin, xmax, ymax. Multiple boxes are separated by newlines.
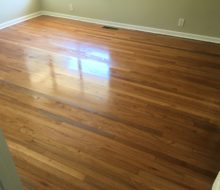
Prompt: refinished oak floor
<box><xmin>0</xmin><ymin>16</ymin><xmax>220</xmax><ymax>190</ymax></box>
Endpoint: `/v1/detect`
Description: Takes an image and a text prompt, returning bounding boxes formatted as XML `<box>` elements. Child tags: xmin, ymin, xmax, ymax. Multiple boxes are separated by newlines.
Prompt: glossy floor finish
<box><xmin>0</xmin><ymin>16</ymin><xmax>220</xmax><ymax>190</ymax></box>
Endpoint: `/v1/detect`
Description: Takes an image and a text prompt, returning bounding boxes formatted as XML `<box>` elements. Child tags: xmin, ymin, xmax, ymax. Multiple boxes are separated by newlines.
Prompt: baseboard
<box><xmin>41</xmin><ymin>11</ymin><xmax>220</xmax><ymax>44</ymax></box>
<box><xmin>1</xmin><ymin>10</ymin><xmax>220</xmax><ymax>44</ymax></box>
<box><xmin>0</xmin><ymin>11</ymin><xmax>42</xmax><ymax>30</ymax></box>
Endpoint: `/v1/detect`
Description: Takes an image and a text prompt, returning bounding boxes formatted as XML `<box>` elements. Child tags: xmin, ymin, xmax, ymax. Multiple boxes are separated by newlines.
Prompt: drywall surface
<box><xmin>41</xmin><ymin>0</ymin><xmax>220</xmax><ymax>38</ymax></box>
<box><xmin>0</xmin><ymin>0</ymin><xmax>40</xmax><ymax>23</ymax></box>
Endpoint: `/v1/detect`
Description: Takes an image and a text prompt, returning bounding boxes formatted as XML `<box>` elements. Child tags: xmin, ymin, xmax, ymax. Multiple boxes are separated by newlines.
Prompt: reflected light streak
<box><xmin>55</xmin><ymin>42</ymin><xmax>110</xmax><ymax>61</ymax></box>
<box><xmin>24</xmin><ymin>47</ymin><xmax>111</xmax><ymax>102</ymax></box>
<box><xmin>67</xmin><ymin>57</ymin><xmax>79</xmax><ymax>71</ymax></box>
<box><xmin>68</xmin><ymin>58</ymin><xmax>110</xmax><ymax>79</ymax></box>
<box><xmin>87</xmin><ymin>50</ymin><xmax>110</xmax><ymax>61</ymax></box>
<box><xmin>80</xmin><ymin>59</ymin><xmax>110</xmax><ymax>79</ymax></box>
<box><xmin>67</xmin><ymin>47</ymin><xmax>111</xmax><ymax>79</ymax></box>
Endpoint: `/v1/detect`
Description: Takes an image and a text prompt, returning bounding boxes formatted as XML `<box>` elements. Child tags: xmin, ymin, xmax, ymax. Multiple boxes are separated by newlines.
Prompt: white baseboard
<box><xmin>0</xmin><ymin>11</ymin><xmax>42</xmax><ymax>30</ymax></box>
<box><xmin>1</xmin><ymin>10</ymin><xmax>220</xmax><ymax>44</ymax></box>
<box><xmin>41</xmin><ymin>11</ymin><xmax>220</xmax><ymax>44</ymax></box>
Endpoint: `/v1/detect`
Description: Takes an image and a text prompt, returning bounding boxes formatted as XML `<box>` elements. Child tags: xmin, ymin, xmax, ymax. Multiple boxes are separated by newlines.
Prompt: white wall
<box><xmin>41</xmin><ymin>0</ymin><xmax>220</xmax><ymax>38</ymax></box>
<box><xmin>0</xmin><ymin>0</ymin><xmax>40</xmax><ymax>23</ymax></box>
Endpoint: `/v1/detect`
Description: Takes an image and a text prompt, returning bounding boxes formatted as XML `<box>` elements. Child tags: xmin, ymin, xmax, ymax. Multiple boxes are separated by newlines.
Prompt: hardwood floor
<box><xmin>0</xmin><ymin>16</ymin><xmax>220</xmax><ymax>190</ymax></box>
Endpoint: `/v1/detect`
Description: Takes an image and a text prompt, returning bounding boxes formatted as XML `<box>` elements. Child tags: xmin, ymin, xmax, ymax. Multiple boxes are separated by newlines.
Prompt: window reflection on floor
<box><xmin>68</xmin><ymin>58</ymin><xmax>110</xmax><ymax>79</ymax></box>
<box><xmin>25</xmin><ymin>45</ymin><xmax>111</xmax><ymax>102</ymax></box>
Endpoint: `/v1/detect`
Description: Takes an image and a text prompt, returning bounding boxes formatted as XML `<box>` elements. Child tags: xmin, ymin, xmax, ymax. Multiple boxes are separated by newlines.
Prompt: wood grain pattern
<box><xmin>0</xmin><ymin>15</ymin><xmax>220</xmax><ymax>190</ymax></box>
